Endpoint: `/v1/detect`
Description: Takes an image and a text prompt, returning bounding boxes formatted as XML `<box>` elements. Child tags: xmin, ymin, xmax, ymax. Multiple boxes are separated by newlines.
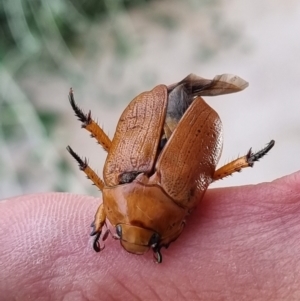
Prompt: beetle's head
<box><xmin>115</xmin><ymin>224</ymin><xmax>162</xmax><ymax>261</ymax></box>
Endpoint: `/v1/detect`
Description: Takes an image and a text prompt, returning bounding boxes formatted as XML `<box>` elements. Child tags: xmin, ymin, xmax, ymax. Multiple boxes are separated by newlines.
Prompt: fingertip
<box><xmin>272</xmin><ymin>170</ymin><xmax>300</xmax><ymax>193</ymax></box>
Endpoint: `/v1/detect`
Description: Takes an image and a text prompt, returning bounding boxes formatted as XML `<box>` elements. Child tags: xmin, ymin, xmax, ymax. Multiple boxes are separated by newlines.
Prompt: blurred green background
<box><xmin>1</xmin><ymin>0</ymin><xmax>300</xmax><ymax>199</ymax></box>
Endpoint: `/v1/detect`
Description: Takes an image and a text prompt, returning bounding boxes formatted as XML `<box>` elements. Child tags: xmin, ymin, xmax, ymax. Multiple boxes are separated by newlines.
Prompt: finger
<box><xmin>0</xmin><ymin>171</ymin><xmax>300</xmax><ymax>300</ymax></box>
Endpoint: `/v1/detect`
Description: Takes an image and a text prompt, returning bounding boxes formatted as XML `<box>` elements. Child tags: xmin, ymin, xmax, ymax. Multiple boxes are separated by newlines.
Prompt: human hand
<box><xmin>1</xmin><ymin>171</ymin><xmax>300</xmax><ymax>301</ymax></box>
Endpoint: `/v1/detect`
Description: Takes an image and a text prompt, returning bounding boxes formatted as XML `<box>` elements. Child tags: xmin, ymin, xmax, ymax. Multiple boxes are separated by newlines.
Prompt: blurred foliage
<box><xmin>0</xmin><ymin>0</ymin><xmax>153</xmax><ymax>61</ymax></box>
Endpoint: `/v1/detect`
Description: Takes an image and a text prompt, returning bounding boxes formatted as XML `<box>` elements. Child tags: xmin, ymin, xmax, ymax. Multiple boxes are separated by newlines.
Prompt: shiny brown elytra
<box><xmin>67</xmin><ymin>74</ymin><xmax>275</xmax><ymax>263</ymax></box>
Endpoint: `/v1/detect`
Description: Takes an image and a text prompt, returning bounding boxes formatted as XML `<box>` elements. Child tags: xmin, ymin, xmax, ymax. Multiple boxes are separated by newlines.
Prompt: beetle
<box><xmin>67</xmin><ymin>73</ymin><xmax>275</xmax><ymax>263</ymax></box>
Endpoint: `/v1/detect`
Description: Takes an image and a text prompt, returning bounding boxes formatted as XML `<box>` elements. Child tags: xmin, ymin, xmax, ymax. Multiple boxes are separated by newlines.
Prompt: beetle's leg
<box><xmin>66</xmin><ymin>145</ymin><xmax>105</xmax><ymax>191</ymax></box>
<box><xmin>68</xmin><ymin>88</ymin><xmax>112</xmax><ymax>152</ymax></box>
<box><xmin>213</xmin><ymin>140</ymin><xmax>275</xmax><ymax>181</ymax></box>
<box><xmin>90</xmin><ymin>204</ymin><xmax>107</xmax><ymax>252</ymax></box>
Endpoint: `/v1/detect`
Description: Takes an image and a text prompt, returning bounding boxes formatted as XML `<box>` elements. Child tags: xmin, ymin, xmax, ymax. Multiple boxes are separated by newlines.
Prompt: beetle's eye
<box><xmin>116</xmin><ymin>225</ymin><xmax>122</xmax><ymax>238</ymax></box>
<box><xmin>149</xmin><ymin>233</ymin><xmax>160</xmax><ymax>247</ymax></box>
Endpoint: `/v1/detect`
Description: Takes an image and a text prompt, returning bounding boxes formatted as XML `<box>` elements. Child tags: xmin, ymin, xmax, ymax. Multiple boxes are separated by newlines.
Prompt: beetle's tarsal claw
<box><xmin>68</xmin><ymin>89</ymin><xmax>89</xmax><ymax>124</ymax></box>
<box><xmin>153</xmin><ymin>247</ymin><xmax>162</xmax><ymax>263</ymax></box>
<box><xmin>247</xmin><ymin>140</ymin><xmax>275</xmax><ymax>166</ymax></box>
<box><xmin>90</xmin><ymin>227</ymin><xmax>97</xmax><ymax>236</ymax></box>
<box><xmin>66</xmin><ymin>146</ymin><xmax>88</xmax><ymax>171</ymax></box>
<box><xmin>90</xmin><ymin>221</ymin><xmax>100</xmax><ymax>236</ymax></box>
<box><xmin>93</xmin><ymin>232</ymin><xmax>105</xmax><ymax>252</ymax></box>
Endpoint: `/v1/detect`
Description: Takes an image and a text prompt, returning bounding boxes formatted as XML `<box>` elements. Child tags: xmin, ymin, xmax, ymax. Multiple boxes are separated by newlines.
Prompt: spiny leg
<box><xmin>67</xmin><ymin>145</ymin><xmax>107</xmax><ymax>251</ymax></box>
<box><xmin>213</xmin><ymin>140</ymin><xmax>275</xmax><ymax>181</ymax></box>
<box><xmin>69</xmin><ymin>88</ymin><xmax>112</xmax><ymax>152</ymax></box>
<box><xmin>66</xmin><ymin>145</ymin><xmax>105</xmax><ymax>191</ymax></box>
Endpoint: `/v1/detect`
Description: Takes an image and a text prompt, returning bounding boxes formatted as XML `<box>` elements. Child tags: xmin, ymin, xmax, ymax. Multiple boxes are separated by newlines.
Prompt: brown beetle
<box><xmin>67</xmin><ymin>74</ymin><xmax>275</xmax><ymax>263</ymax></box>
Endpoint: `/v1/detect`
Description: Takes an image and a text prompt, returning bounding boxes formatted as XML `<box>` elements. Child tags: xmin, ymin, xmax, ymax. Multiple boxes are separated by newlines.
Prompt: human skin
<box><xmin>0</xmin><ymin>171</ymin><xmax>300</xmax><ymax>301</ymax></box>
